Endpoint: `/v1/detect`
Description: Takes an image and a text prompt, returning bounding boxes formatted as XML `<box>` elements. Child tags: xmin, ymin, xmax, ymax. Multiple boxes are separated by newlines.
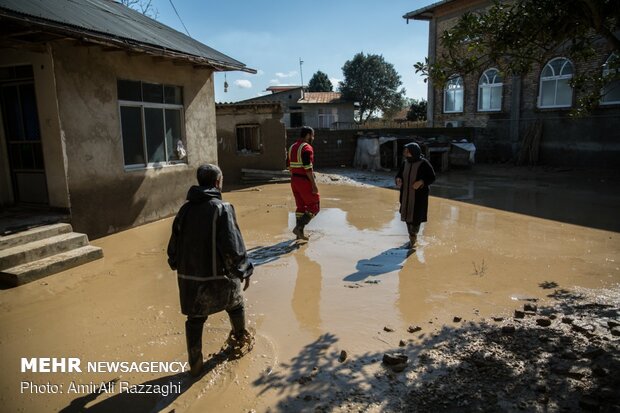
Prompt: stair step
<box><xmin>0</xmin><ymin>223</ymin><xmax>72</xmax><ymax>251</ymax></box>
<box><xmin>0</xmin><ymin>245</ymin><xmax>103</xmax><ymax>287</ymax></box>
<box><xmin>0</xmin><ymin>232</ymin><xmax>88</xmax><ymax>271</ymax></box>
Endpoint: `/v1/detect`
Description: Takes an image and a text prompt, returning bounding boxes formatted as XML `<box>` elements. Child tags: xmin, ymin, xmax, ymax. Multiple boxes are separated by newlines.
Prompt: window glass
<box><xmin>165</xmin><ymin>109</ymin><xmax>182</xmax><ymax>161</ymax></box>
<box><xmin>478</xmin><ymin>68</ymin><xmax>502</xmax><ymax>111</ymax></box>
<box><xmin>120</xmin><ymin>106</ymin><xmax>145</xmax><ymax>165</ymax></box>
<box><xmin>144</xmin><ymin>108</ymin><xmax>165</xmax><ymax>163</ymax></box>
<box><xmin>601</xmin><ymin>53</ymin><xmax>620</xmax><ymax>104</ymax></box>
<box><xmin>236</xmin><ymin>125</ymin><xmax>261</xmax><ymax>153</ymax></box>
<box><xmin>444</xmin><ymin>76</ymin><xmax>464</xmax><ymax>113</ymax></box>
<box><xmin>117</xmin><ymin>80</ymin><xmax>142</xmax><ymax>101</ymax></box>
<box><xmin>1</xmin><ymin>85</ymin><xmax>24</xmax><ymax>140</ymax></box>
<box><xmin>539</xmin><ymin>58</ymin><xmax>573</xmax><ymax>107</ymax></box>
<box><xmin>142</xmin><ymin>83</ymin><xmax>164</xmax><ymax>104</ymax></box>
<box><xmin>164</xmin><ymin>85</ymin><xmax>183</xmax><ymax>104</ymax></box>
<box><xmin>20</xmin><ymin>84</ymin><xmax>41</xmax><ymax>140</ymax></box>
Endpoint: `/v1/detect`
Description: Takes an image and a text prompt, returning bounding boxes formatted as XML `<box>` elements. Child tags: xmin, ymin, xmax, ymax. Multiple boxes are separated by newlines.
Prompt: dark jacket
<box><xmin>396</xmin><ymin>158</ymin><xmax>436</xmax><ymax>224</ymax></box>
<box><xmin>167</xmin><ymin>186</ymin><xmax>253</xmax><ymax>316</ymax></box>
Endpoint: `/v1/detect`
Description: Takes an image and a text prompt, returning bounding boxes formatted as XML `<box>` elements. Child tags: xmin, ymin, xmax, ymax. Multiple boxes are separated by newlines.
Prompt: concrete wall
<box><xmin>286</xmin><ymin>127</ymin><xmax>478</xmax><ymax>168</ymax></box>
<box><xmin>300</xmin><ymin>103</ymin><xmax>356</xmax><ymax>129</ymax></box>
<box><xmin>0</xmin><ymin>46</ymin><xmax>70</xmax><ymax>209</ymax></box>
<box><xmin>50</xmin><ymin>41</ymin><xmax>217</xmax><ymax>238</ymax></box>
<box><xmin>239</xmin><ymin>88</ymin><xmax>303</xmax><ymax>128</ymax></box>
<box><xmin>426</xmin><ymin>0</ymin><xmax>620</xmax><ymax>167</ymax></box>
<box><xmin>216</xmin><ymin>103</ymin><xmax>286</xmax><ymax>183</ymax></box>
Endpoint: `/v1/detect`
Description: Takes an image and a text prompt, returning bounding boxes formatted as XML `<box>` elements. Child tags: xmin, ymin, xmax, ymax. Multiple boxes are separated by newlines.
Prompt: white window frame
<box><xmin>538</xmin><ymin>57</ymin><xmax>574</xmax><ymax>109</ymax></box>
<box><xmin>477</xmin><ymin>68</ymin><xmax>503</xmax><ymax>112</ymax></box>
<box><xmin>235</xmin><ymin>124</ymin><xmax>262</xmax><ymax>155</ymax></box>
<box><xmin>118</xmin><ymin>80</ymin><xmax>185</xmax><ymax>170</ymax></box>
<box><xmin>443</xmin><ymin>75</ymin><xmax>464</xmax><ymax>113</ymax></box>
<box><xmin>601</xmin><ymin>53</ymin><xmax>620</xmax><ymax>105</ymax></box>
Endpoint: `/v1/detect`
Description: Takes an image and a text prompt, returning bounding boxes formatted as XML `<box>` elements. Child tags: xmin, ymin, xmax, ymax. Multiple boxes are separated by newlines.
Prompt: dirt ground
<box><xmin>0</xmin><ymin>165</ymin><xmax>618</xmax><ymax>412</ymax></box>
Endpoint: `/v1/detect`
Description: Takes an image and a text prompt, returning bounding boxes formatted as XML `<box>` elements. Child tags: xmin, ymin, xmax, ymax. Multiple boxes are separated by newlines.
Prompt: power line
<box><xmin>168</xmin><ymin>0</ymin><xmax>191</xmax><ymax>37</ymax></box>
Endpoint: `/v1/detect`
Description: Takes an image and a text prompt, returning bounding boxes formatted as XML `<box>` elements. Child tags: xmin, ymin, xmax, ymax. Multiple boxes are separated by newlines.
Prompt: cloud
<box><xmin>330</xmin><ymin>77</ymin><xmax>342</xmax><ymax>89</ymax></box>
<box><xmin>235</xmin><ymin>79</ymin><xmax>252</xmax><ymax>89</ymax></box>
<box><xmin>269</xmin><ymin>79</ymin><xmax>281</xmax><ymax>85</ymax></box>
<box><xmin>275</xmin><ymin>70</ymin><xmax>298</xmax><ymax>78</ymax></box>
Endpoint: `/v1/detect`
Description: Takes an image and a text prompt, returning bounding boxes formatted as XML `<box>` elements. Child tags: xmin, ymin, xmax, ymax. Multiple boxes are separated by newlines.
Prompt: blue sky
<box><xmin>148</xmin><ymin>0</ymin><xmax>436</xmax><ymax>103</ymax></box>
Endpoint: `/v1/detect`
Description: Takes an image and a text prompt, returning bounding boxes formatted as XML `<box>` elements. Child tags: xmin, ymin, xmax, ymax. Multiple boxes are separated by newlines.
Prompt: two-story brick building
<box><xmin>404</xmin><ymin>0</ymin><xmax>620</xmax><ymax>166</ymax></box>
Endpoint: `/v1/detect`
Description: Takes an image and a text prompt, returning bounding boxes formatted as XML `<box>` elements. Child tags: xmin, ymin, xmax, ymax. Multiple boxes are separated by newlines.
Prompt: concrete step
<box><xmin>0</xmin><ymin>232</ymin><xmax>88</xmax><ymax>271</ymax></box>
<box><xmin>0</xmin><ymin>223</ymin><xmax>73</xmax><ymax>251</ymax></box>
<box><xmin>0</xmin><ymin>245</ymin><xmax>103</xmax><ymax>287</ymax></box>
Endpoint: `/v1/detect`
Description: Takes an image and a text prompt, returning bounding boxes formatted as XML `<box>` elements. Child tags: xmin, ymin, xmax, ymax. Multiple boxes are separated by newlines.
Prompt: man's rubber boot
<box><xmin>185</xmin><ymin>318</ymin><xmax>205</xmax><ymax>377</ymax></box>
<box><xmin>293</xmin><ymin>215</ymin><xmax>309</xmax><ymax>240</ymax></box>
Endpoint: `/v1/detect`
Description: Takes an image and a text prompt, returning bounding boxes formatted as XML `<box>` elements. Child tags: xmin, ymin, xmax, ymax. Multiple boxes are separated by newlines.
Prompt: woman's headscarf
<box><xmin>404</xmin><ymin>142</ymin><xmax>422</xmax><ymax>162</ymax></box>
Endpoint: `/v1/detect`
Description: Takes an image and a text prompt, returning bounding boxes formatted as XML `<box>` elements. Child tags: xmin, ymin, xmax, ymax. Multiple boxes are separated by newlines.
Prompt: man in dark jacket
<box><xmin>167</xmin><ymin>164</ymin><xmax>254</xmax><ymax>377</ymax></box>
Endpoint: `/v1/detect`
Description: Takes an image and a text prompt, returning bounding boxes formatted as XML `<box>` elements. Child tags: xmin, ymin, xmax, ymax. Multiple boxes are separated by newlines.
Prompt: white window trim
<box><xmin>118</xmin><ymin>99</ymin><xmax>186</xmax><ymax>170</ymax></box>
<box><xmin>601</xmin><ymin>53</ymin><xmax>620</xmax><ymax>105</ymax></box>
<box><xmin>477</xmin><ymin>68</ymin><xmax>503</xmax><ymax>112</ymax></box>
<box><xmin>538</xmin><ymin>57</ymin><xmax>574</xmax><ymax>109</ymax></box>
<box><xmin>443</xmin><ymin>76</ymin><xmax>464</xmax><ymax>113</ymax></box>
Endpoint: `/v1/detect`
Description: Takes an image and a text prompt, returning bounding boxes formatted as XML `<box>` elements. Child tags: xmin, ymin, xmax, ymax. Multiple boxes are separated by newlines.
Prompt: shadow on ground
<box><xmin>254</xmin><ymin>284</ymin><xmax>620</xmax><ymax>412</ymax></box>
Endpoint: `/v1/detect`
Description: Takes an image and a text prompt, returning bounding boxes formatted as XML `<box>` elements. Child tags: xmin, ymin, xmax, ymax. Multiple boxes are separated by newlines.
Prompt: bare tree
<box><xmin>119</xmin><ymin>0</ymin><xmax>158</xmax><ymax>19</ymax></box>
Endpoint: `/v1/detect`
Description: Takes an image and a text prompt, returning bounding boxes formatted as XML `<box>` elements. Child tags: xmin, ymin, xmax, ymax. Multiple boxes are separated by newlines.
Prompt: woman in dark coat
<box><xmin>395</xmin><ymin>142</ymin><xmax>436</xmax><ymax>249</ymax></box>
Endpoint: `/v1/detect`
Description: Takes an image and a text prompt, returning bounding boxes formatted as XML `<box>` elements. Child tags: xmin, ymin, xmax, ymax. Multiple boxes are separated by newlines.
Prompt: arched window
<box><xmin>539</xmin><ymin>57</ymin><xmax>573</xmax><ymax>108</ymax></box>
<box><xmin>601</xmin><ymin>53</ymin><xmax>620</xmax><ymax>105</ymax></box>
<box><xmin>478</xmin><ymin>68</ymin><xmax>503</xmax><ymax>111</ymax></box>
<box><xmin>443</xmin><ymin>75</ymin><xmax>463</xmax><ymax>113</ymax></box>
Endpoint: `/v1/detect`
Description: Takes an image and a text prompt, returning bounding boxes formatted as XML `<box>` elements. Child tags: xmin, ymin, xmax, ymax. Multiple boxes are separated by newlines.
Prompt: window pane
<box><xmin>117</xmin><ymin>80</ymin><xmax>142</xmax><ymax>101</ymax></box>
<box><xmin>445</xmin><ymin>90</ymin><xmax>455</xmax><ymax>112</ymax></box>
<box><xmin>15</xmin><ymin>65</ymin><xmax>34</xmax><ymax>79</ymax></box>
<box><xmin>20</xmin><ymin>143</ymin><xmax>35</xmax><ymax>169</ymax></box>
<box><xmin>556</xmin><ymin>79</ymin><xmax>572</xmax><ymax>106</ymax></box>
<box><xmin>1</xmin><ymin>85</ymin><xmax>25</xmax><ymax>140</ymax></box>
<box><xmin>120</xmin><ymin>106</ymin><xmax>145</xmax><ymax>165</ymax></box>
<box><xmin>142</xmin><ymin>83</ymin><xmax>163</xmax><ymax>103</ymax></box>
<box><xmin>541</xmin><ymin>80</ymin><xmax>556</xmax><ymax>106</ymax></box>
<box><xmin>454</xmin><ymin>90</ymin><xmax>464</xmax><ymax>112</ymax></box>
<box><xmin>19</xmin><ymin>83</ymin><xmax>41</xmax><ymax>140</ymax></box>
<box><xmin>164</xmin><ymin>85</ymin><xmax>183</xmax><ymax>104</ymax></box>
<box><xmin>491</xmin><ymin>86</ymin><xmax>502</xmax><ymax>110</ymax></box>
<box><xmin>33</xmin><ymin>143</ymin><xmax>44</xmax><ymax>169</ymax></box>
<box><xmin>236</xmin><ymin>126</ymin><xmax>260</xmax><ymax>152</ymax></box>
<box><xmin>550</xmin><ymin>59</ymin><xmax>564</xmax><ymax>76</ymax></box>
<box><xmin>9</xmin><ymin>144</ymin><xmax>22</xmax><ymax>169</ymax></box>
<box><xmin>602</xmin><ymin>81</ymin><xmax>620</xmax><ymax>103</ymax></box>
<box><xmin>144</xmin><ymin>108</ymin><xmax>165</xmax><ymax>163</ymax></box>
<box><xmin>560</xmin><ymin>60</ymin><xmax>573</xmax><ymax>76</ymax></box>
<box><xmin>479</xmin><ymin>87</ymin><xmax>489</xmax><ymax>110</ymax></box>
<box><xmin>165</xmin><ymin>109</ymin><xmax>182</xmax><ymax>161</ymax></box>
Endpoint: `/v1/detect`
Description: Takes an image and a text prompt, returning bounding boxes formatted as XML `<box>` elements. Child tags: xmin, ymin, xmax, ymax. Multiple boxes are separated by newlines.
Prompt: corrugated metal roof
<box><xmin>403</xmin><ymin>0</ymin><xmax>456</xmax><ymax>20</ymax></box>
<box><xmin>0</xmin><ymin>0</ymin><xmax>255</xmax><ymax>73</ymax></box>
<box><xmin>298</xmin><ymin>92</ymin><xmax>348</xmax><ymax>104</ymax></box>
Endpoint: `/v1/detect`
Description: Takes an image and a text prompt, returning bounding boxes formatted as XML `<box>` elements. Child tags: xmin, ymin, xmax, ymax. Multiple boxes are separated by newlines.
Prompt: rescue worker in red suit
<box><xmin>288</xmin><ymin>126</ymin><xmax>320</xmax><ymax>240</ymax></box>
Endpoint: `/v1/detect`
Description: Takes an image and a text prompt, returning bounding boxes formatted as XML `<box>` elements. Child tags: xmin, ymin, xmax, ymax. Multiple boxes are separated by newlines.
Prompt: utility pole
<box><xmin>299</xmin><ymin>57</ymin><xmax>304</xmax><ymax>97</ymax></box>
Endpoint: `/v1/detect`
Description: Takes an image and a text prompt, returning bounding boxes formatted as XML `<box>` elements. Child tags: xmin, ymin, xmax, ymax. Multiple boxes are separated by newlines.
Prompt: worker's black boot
<box><xmin>293</xmin><ymin>213</ymin><xmax>313</xmax><ymax>240</ymax></box>
<box><xmin>185</xmin><ymin>316</ymin><xmax>206</xmax><ymax>377</ymax></box>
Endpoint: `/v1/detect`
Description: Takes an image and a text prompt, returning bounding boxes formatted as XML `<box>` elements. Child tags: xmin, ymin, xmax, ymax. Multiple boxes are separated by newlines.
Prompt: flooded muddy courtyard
<box><xmin>0</xmin><ymin>166</ymin><xmax>618</xmax><ymax>412</ymax></box>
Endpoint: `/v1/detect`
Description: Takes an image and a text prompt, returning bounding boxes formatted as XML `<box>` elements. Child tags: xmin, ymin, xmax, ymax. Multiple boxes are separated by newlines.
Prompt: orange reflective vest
<box><xmin>288</xmin><ymin>140</ymin><xmax>313</xmax><ymax>175</ymax></box>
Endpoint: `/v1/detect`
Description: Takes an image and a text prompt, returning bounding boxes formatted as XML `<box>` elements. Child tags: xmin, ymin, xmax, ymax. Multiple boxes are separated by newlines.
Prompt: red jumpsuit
<box><xmin>288</xmin><ymin>139</ymin><xmax>320</xmax><ymax>219</ymax></box>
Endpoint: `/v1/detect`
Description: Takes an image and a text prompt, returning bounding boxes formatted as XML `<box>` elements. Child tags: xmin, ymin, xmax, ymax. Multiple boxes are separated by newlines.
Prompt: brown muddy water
<box><xmin>0</xmin><ymin>179</ymin><xmax>618</xmax><ymax>412</ymax></box>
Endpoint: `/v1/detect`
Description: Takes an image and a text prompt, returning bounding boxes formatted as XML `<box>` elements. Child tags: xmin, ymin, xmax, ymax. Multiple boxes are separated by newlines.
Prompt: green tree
<box><xmin>307</xmin><ymin>71</ymin><xmax>333</xmax><ymax>92</ymax></box>
<box><xmin>406</xmin><ymin>99</ymin><xmax>427</xmax><ymax>122</ymax></box>
<box><xmin>340</xmin><ymin>52</ymin><xmax>406</xmax><ymax>123</ymax></box>
<box><xmin>414</xmin><ymin>0</ymin><xmax>620</xmax><ymax>115</ymax></box>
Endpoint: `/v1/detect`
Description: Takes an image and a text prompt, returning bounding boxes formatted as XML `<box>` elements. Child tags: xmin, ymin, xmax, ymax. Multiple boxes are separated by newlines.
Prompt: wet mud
<box><xmin>0</xmin><ymin>170</ymin><xmax>618</xmax><ymax>412</ymax></box>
